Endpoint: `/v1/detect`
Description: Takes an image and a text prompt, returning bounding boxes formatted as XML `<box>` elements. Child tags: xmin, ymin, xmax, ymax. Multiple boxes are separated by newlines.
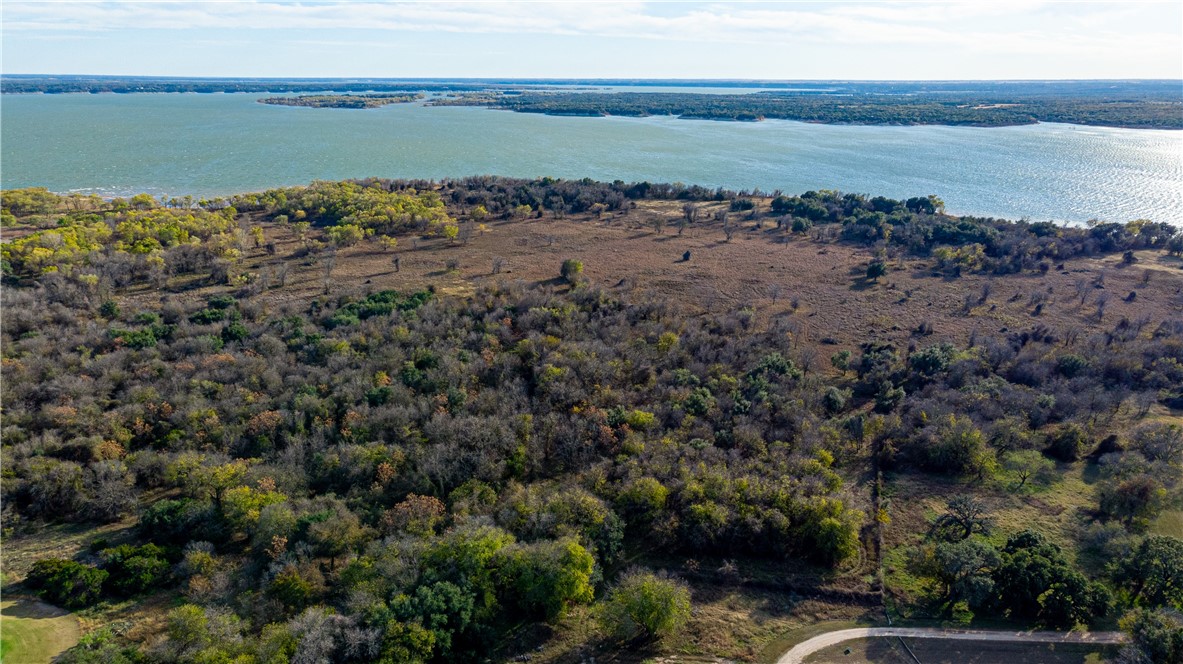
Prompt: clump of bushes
<box><xmin>25</xmin><ymin>559</ymin><xmax>108</xmax><ymax>608</ymax></box>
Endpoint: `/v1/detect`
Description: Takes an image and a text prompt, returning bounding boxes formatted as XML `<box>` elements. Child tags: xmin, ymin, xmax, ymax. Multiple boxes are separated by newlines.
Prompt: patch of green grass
<box><xmin>0</xmin><ymin>598</ymin><xmax>81</xmax><ymax>664</ymax></box>
<box><xmin>1151</xmin><ymin>509</ymin><xmax>1183</xmax><ymax>537</ymax></box>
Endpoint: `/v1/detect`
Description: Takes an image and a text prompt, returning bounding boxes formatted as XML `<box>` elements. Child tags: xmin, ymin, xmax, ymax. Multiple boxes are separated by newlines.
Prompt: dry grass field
<box><xmin>126</xmin><ymin>199</ymin><xmax>1183</xmax><ymax>365</ymax></box>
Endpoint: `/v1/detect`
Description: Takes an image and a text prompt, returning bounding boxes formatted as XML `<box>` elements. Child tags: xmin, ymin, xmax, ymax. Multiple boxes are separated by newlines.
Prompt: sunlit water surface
<box><xmin>2</xmin><ymin>92</ymin><xmax>1180</xmax><ymax>224</ymax></box>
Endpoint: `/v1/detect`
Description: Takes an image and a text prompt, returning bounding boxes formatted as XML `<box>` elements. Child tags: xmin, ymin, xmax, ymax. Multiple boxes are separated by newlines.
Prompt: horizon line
<box><xmin>5</xmin><ymin>74</ymin><xmax>1182</xmax><ymax>82</ymax></box>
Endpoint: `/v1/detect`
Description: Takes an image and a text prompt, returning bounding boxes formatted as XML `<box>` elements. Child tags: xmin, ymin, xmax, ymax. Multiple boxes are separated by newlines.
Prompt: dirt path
<box><xmin>775</xmin><ymin>627</ymin><xmax>1127</xmax><ymax>664</ymax></box>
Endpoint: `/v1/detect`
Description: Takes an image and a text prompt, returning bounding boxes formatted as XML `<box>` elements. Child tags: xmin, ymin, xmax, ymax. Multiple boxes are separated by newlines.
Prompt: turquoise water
<box><xmin>2</xmin><ymin>92</ymin><xmax>1180</xmax><ymax>224</ymax></box>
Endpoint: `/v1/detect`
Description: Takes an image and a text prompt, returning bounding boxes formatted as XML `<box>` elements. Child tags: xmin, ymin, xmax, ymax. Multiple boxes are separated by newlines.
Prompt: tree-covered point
<box><xmin>434</xmin><ymin>90</ymin><xmax>1183</xmax><ymax>129</ymax></box>
<box><xmin>258</xmin><ymin>93</ymin><xmax>424</xmax><ymax>109</ymax></box>
<box><xmin>0</xmin><ymin>76</ymin><xmax>524</xmax><ymax>95</ymax></box>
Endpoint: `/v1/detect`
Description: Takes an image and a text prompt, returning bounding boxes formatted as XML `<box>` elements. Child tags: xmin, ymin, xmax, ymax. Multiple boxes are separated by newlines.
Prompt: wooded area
<box><xmin>2</xmin><ymin>178</ymin><xmax>1180</xmax><ymax>663</ymax></box>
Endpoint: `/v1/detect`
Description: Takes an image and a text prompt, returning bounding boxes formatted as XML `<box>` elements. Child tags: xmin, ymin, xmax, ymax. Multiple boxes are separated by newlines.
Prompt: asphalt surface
<box><xmin>775</xmin><ymin>626</ymin><xmax>1128</xmax><ymax>664</ymax></box>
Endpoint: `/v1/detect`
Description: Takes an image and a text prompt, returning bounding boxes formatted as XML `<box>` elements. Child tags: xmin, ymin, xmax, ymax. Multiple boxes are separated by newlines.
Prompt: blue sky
<box><xmin>2</xmin><ymin>1</ymin><xmax>1180</xmax><ymax>79</ymax></box>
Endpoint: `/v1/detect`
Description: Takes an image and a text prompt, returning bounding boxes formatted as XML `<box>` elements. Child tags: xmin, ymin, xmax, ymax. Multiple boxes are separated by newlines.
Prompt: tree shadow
<box><xmin>850</xmin><ymin>276</ymin><xmax>879</xmax><ymax>292</ymax></box>
<box><xmin>0</xmin><ymin>597</ymin><xmax>72</xmax><ymax>619</ymax></box>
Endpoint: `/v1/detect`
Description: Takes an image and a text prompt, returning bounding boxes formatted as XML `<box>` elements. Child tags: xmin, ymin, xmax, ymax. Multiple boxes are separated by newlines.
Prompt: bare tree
<box><xmin>322</xmin><ymin>251</ymin><xmax>337</xmax><ymax>294</ymax></box>
<box><xmin>1095</xmin><ymin>292</ymin><xmax>1110</xmax><ymax>321</ymax></box>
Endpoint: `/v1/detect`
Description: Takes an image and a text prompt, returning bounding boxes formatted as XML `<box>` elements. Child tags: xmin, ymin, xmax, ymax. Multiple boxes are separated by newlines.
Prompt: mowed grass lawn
<box><xmin>0</xmin><ymin>598</ymin><xmax>80</xmax><ymax>664</ymax></box>
<box><xmin>803</xmin><ymin>637</ymin><xmax>1117</xmax><ymax>664</ymax></box>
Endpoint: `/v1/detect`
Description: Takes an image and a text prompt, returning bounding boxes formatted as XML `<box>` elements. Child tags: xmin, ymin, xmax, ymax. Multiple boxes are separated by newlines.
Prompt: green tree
<box><xmin>994</xmin><ymin>530</ymin><xmax>1109</xmax><ymax>627</ymax></box>
<box><xmin>1002</xmin><ymin>450</ymin><xmax>1055</xmax><ymax>489</ymax></box>
<box><xmin>1120</xmin><ymin>608</ymin><xmax>1183</xmax><ymax>664</ymax></box>
<box><xmin>1115</xmin><ymin>535</ymin><xmax>1183</xmax><ymax>609</ymax></box>
<box><xmin>306</xmin><ymin>499</ymin><xmax>371</xmax><ymax>569</ymax></box>
<box><xmin>933</xmin><ymin>495</ymin><xmax>992</xmax><ymax>541</ymax></box>
<box><xmin>1038</xmin><ymin>572</ymin><xmax>1110</xmax><ymax>628</ymax></box>
<box><xmin>933</xmin><ymin>539</ymin><xmax>999</xmax><ymax>608</ymax></box>
<box><xmin>599</xmin><ymin>569</ymin><xmax>691</xmax><ymax>641</ymax></box>
<box><xmin>269</xmin><ymin>565</ymin><xmax>315</xmax><ymax>613</ymax></box>
<box><xmin>393</xmin><ymin>581</ymin><xmax>476</xmax><ymax>658</ymax></box>
<box><xmin>419</xmin><ymin>525</ymin><xmax>515</xmax><ymax>627</ymax></box>
<box><xmin>380</xmin><ymin>619</ymin><xmax>436</xmax><ymax>664</ymax></box>
<box><xmin>830</xmin><ymin>350</ymin><xmax>851</xmax><ymax>374</ymax></box>
<box><xmin>499</xmin><ymin>537</ymin><xmax>596</xmax><ymax>621</ymax></box>
<box><xmin>1099</xmin><ymin>474</ymin><xmax>1167</xmax><ymax>529</ymax></box>
<box><xmin>161</xmin><ymin>604</ymin><xmax>245</xmax><ymax>662</ymax></box>
<box><xmin>616</xmin><ymin>477</ymin><xmax>669</xmax><ymax>524</ymax></box>
<box><xmin>326</xmin><ymin>223</ymin><xmax>366</xmax><ymax>247</ymax></box>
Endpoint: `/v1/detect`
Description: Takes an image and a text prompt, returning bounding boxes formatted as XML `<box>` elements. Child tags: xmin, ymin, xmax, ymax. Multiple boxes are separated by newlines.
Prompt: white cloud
<box><xmin>3</xmin><ymin>1</ymin><xmax>1178</xmax><ymax>75</ymax></box>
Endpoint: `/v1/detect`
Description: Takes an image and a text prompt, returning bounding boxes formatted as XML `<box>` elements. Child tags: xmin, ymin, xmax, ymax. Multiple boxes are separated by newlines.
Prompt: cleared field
<box><xmin>802</xmin><ymin>637</ymin><xmax>1116</xmax><ymax>664</ymax></box>
<box><xmin>0</xmin><ymin>598</ymin><xmax>80</xmax><ymax>664</ymax></box>
<box><xmin>1151</xmin><ymin>509</ymin><xmax>1183</xmax><ymax>537</ymax></box>
<box><xmin>122</xmin><ymin>203</ymin><xmax>1183</xmax><ymax>363</ymax></box>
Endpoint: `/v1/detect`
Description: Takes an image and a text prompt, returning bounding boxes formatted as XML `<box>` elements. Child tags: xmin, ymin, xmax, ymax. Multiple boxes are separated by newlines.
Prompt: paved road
<box><xmin>775</xmin><ymin>626</ymin><xmax>1127</xmax><ymax>664</ymax></box>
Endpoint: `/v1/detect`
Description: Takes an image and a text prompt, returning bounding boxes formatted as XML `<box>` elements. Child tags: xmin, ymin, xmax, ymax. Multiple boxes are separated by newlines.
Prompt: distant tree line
<box><xmin>434</xmin><ymin>91</ymin><xmax>1183</xmax><ymax>129</ymax></box>
<box><xmin>258</xmin><ymin>94</ymin><xmax>424</xmax><ymax>109</ymax></box>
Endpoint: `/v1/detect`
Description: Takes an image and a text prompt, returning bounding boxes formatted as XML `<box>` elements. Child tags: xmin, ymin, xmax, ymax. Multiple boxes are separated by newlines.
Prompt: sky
<box><xmin>2</xmin><ymin>1</ymin><xmax>1181</xmax><ymax>80</ymax></box>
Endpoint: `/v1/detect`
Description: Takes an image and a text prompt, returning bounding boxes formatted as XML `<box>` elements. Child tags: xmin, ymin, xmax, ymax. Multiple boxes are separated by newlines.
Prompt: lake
<box><xmin>2</xmin><ymin>92</ymin><xmax>1180</xmax><ymax>224</ymax></box>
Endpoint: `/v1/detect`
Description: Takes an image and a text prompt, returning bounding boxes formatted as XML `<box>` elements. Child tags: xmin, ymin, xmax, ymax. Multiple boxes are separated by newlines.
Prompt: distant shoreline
<box><xmin>432</xmin><ymin>91</ymin><xmax>1183</xmax><ymax>130</ymax></box>
<box><xmin>5</xmin><ymin>77</ymin><xmax>1176</xmax><ymax>129</ymax></box>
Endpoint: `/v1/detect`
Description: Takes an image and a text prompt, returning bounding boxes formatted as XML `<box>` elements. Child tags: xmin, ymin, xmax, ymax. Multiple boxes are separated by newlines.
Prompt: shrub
<box><xmin>139</xmin><ymin>498</ymin><xmax>215</xmax><ymax>545</ymax></box>
<box><xmin>822</xmin><ymin>386</ymin><xmax>848</xmax><ymax>414</ymax></box>
<box><xmin>206</xmin><ymin>294</ymin><xmax>236</xmax><ymax>309</ymax></box>
<box><xmin>1046</xmin><ymin>424</ymin><xmax>1090</xmax><ymax>462</ymax></box>
<box><xmin>599</xmin><ymin>569</ymin><xmax>691</xmax><ymax>641</ymax></box>
<box><xmin>100</xmin><ymin>543</ymin><xmax>170</xmax><ymax>596</ymax></box>
<box><xmin>25</xmin><ymin>559</ymin><xmax>108</xmax><ymax>608</ymax></box>
<box><xmin>99</xmin><ymin>300</ymin><xmax>120</xmax><ymax>320</ymax></box>
<box><xmin>220</xmin><ymin>321</ymin><xmax>249</xmax><ymax>343</ymax></box>
<box><xmin>917</xmin><ymin>414</ymin><xmax>994</xmax><ymax>477</ymax></box>
<box><xmin>560</xmin><ymin>259</ymin><xmax>583</xmax><ymax>283</ymax></box>
<box><xmin>55</xmin><ymin>626</ymin><xmax>144</xmax><ymax>664</ymax></box>
<box><xmin>188</xmin><ymin>308</ymin><xmax>226</xmax><ymax>324</ymax></box>
<box><xmin>910</xmin><ymin>343</ymin><xmax>956</xmax><ymax>376</ymax></box>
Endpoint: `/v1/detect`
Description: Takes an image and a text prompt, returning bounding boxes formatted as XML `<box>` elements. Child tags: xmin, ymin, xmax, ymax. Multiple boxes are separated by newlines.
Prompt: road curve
<box><xmin>775</xmin><ymin>627</ymin><xmax>1127</xmax><ymax>664</ymax></box>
